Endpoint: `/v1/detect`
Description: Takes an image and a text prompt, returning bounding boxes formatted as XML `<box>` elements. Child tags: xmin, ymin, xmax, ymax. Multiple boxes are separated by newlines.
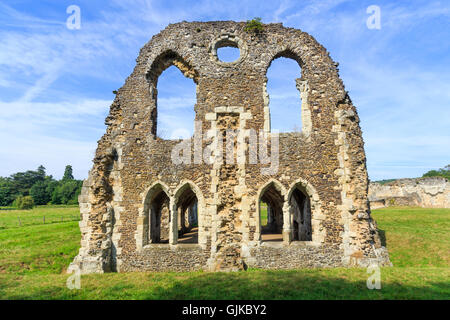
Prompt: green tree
<box><xmin>62</xmin><ymin>165</ymin><xmax>74</xmax><ymax>181</ymax></box>
<box><xmin>244</xmin><ymin>17</ymin><xmax>263</xmax><ymax>32</ymax></box>
<box><xmin>37</xmin><ymin>165</ymin><xmax>46</xmax><ymax>180</ymax></box>
<box><xmin>18</xmin><ymin>195</ymin><xmax>34</xmax><ymax>209</ymax></box>
<box><xmin>30</xmin><ymin>180</ymin><xmax>51</xmax><ymax>205</ymax></box>
<box><xmin>422</xmin><ymin>164</ymin><xmax>450</xmax><ymax>180</ymax></box>
<box><xmin>0</xmin><ymin>177</ymin><xmax>14</xmax><ymax>206</ymax></box>
<box><xmin>10</xmin><ymin>166</ymin><xmax>46</xmax><ymax>197</ymax></box>
<box><xmin>0</xmin><ymin>165</ymin><xmax>83</xmax><ymax>206</ymax></box>
<box><xmin>59</xmin><ymin>180</ymin><xmax>82</xmax><ymax>204</ymax></box>
<box><xmin>46</xmin><ymin>180</ymin><xmax>59</xmax><ymax>202</ymax></box>
<box><xmin>51</xmin><ymin>185</ymin><xmax>62</xmax><ymax>205</ymax></box>
<box><xmin>12</xmin><ymin>195</ymin><xmax>24</xmax><ymax>208</ymax></box>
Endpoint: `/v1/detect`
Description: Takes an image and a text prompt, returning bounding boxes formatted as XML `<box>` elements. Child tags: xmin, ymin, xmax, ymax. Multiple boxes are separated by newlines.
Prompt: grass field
<box><xmin>0</xmin><ymin>205</ymin><xmax>80</xmax><ymax>229</ymax></box>
<box><xmin>0</xmin><ymin>206</ymin><xmax>449</xmax><ymax>299</ymax></box>
<box><xmin>260</xmin><ymin>202</ymin><xmax>268</xmax><ymax>226</ymax></box>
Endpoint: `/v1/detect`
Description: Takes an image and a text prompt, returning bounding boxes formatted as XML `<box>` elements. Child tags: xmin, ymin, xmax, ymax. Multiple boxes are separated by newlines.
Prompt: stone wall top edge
<box><xmin>370</xmin><ymin>176</ymin><xmax>449</xmax><ymax>187</ymax></box>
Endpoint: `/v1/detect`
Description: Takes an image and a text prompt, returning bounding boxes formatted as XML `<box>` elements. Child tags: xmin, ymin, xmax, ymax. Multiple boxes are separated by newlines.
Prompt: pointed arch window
<box><xmin>176</xmin><ymin>185</ymin><xmax>199</xmax><ymax>244</ymax></box>
<box><xmin>259</xmin><ymin>183</ymin><xmax>285</xmax><ymax>242</ymax></box>
<box><xmin>288</xmin><ymin>186</ymin><xmax>312</xmax><ymax>241</ymax></box>
<box><xmin>265</xmin><ymin>52</ymin><xmax>307</xmax><ymax>133</ymax></box>
<box><xmin>147</xmin><ymin>51</ymin><xmax>198</xmax><ymax>140</ymax></box>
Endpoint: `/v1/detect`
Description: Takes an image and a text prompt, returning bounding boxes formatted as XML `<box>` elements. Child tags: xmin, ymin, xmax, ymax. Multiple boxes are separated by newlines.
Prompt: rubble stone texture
<box><xmin>68</xmin><ymin>21</ymin><xmax>391</xmax><ymax>274</ymax></box>
<box><xmin>369</xmin><ymin>177</ymin><xmax>450</xmax><ymax>209</ymax></box>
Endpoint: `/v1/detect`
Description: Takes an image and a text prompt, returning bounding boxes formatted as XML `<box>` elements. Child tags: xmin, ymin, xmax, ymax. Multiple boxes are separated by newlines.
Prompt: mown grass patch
<box><xmin>0</xmin><ymin>222</ymin><xmax>80</xmax><ymax>275</ymax></box>
<box><xmin>0</xmin><ymin>267</ymin><xmax>448</xmax><ymax>300</ymax></box>
<box><xmin>371</xmin><ymin>207</ymin><xmax>450</xmax><ymax>267</ymax></box>
<box><xmin>0</xmin><ymin>206</ymin><xmax>448</xmax><ymax>299</ymax></box>
<box><xmin>0</xmin><ymin>205</ymin><xmax>79</xmax><ymax>229</ymax></box>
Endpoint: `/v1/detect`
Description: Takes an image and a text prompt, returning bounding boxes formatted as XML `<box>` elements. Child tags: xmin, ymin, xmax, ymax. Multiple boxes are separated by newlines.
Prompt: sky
<box><xmin>0</xmin><ymin>0</ymin><xmax>449</xmax><ymax>181</ymax></box>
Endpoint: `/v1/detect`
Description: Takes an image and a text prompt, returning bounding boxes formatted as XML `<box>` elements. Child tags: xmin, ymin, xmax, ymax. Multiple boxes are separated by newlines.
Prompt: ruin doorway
<box><xmin>176</xmin><ymin>186</ymin><xmax>199</xmax><ymax>244</ymax></box>
<box><xmin>289</xmin><ymin>187</ymin><xmax>312</xmax><ymax>241</ymax></box>
<box><xmin>148</xmin><ymin>190</ymin><xmax>170</xmax><ymax>243</ymax></box>
<box><xmin>259</xmin><ymin>184</ymin><xmax>284</xmax><ymax>242</ymax></box>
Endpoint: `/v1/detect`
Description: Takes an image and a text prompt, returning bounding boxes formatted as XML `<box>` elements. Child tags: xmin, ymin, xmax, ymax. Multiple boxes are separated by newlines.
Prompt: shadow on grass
<box><xmin>378</xmin><ymin>228</ymin><xmax>387</xmax><ymax>247</ymax></box>
<box><xmin>137</xmin><ymin>270</ymin><xmax>449</xmax><ymax>300</ymax></box>
<box><xmin>1</xmin><ymin>269</ymin><xmax>449</xmax><ymax>300</ymax></box>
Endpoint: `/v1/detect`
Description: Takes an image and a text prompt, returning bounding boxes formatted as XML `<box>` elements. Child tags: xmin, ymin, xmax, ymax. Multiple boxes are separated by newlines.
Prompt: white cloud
<box><xmin>157</xmin><ymin>97</ymin><xmax>196</xmax><ymax>110</ymax></box>
<box><xmin>0</xmin><ymin>98</ymin><xmax>110</xmax><ymax>178</ymax></box>
<box><xmin>0</xmin><ymin>99</ymin><xmax>111</xmax><ymax>123</ymax></box>
<box><xmin>0</xmin><ymin>134</ymin><xmax>97</xmax><ymax>180</ymax></box>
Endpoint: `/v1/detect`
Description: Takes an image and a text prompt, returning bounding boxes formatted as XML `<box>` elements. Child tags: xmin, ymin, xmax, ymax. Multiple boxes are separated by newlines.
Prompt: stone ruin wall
<box><xmin>68</xmin><ymin>21</ymin><xmax>391</xmax><ymax>274</ymax></box>
<box><xmin>369</xmin><ymin>177</ymin><xmax>450</xmax><ymax>209</ymax></box>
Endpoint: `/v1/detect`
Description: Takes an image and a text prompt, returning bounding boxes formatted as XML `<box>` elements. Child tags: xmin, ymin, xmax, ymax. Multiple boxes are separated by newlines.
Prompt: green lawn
<box><xmin>0</xmin><ymin>222</ymin><xmax>80</xmax><ymax>275</ymax></box>
<box><xmin>260</xmin><ymin>201</ymin><xmax>268</xmax><ymax>226</ymax></box>
<box><xmin>0</xmin><ymin>205</ymin><xmax>80</xmax><ymax>229</ymax></box>
<box><xmin>0</xmin><ymin>206</ymin><xmax>448</xmax><ymax>299</ymax></box>
<box><xmin>373</xmin><ymin>207</ymin><xmax>449</xmax><ymax>267</ymax></box>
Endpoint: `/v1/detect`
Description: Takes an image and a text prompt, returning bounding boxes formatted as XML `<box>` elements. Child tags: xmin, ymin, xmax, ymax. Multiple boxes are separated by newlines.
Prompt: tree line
<box><xmin>372</xmin><ymin>164</ymin><xmax>450</xmax><ymax>184</ymax></box>
<box><xmin>422</xmin><ymin>164</ymin><xmax>450</xmax><ymax>180</ymax></box>
<box><xmin>0</xmin><ymin>165</ymin><xmax>83</xmax><ymax>208</ymax></box>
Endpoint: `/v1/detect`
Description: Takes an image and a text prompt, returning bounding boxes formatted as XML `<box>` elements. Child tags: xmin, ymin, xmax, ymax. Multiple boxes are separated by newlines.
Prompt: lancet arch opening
<box><xmin>175</xmin><ymin>184</ymin><xmax>199</xmax><ymax>244</ymax></box>
<box><xmin>147</xmin><ymin>50</ymin><xmax>198</xmax><ymax>139</ymax></box>
<box><xmin>258</xmin><ymin>182</ymin><xmax>285</xmax><ymax>242</ymax></box>
<box><xmin>288</xmin><ymin>185</ymin><xmax>312</xmax><ymax>241</ymax></box>
<box><xmin>142</xmin><ymin>184</ymin><xmax>171</xmax><ymax>245</ymax></box>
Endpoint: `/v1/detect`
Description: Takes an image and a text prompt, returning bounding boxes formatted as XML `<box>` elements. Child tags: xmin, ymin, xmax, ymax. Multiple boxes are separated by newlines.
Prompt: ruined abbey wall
<box><xmin>369</xmin><ymin>177</ymin><xmax>450</xmax><ymax>209</ymax></box>
<box><xmin>69</xmin><ymin>21</ymin><xmax>391</xmax><ymax>274</ymax></box>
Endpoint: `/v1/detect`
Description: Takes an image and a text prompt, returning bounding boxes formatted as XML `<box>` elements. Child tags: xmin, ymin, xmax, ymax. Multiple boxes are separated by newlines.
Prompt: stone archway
<box><xmin>255</xmin><ymin>179</ymin><xmax>288</xmax><ymax>243</ymax></box>
<box><xmin>289</xmin><ymin>187</ymin><xmax>312</xmax><ymax>241</ymax></box>
<box><xmin>287</xmin><ymin>179</ymin><xmax>324</xmax><ymax>244</ymax></box>
<box><xmin>171</xmin><ymin>180</ymin><xmax>205</xmax><ymax>245</ymax></box>
<box><xmin>136</xmin><ymin>182</ymin><xmax>171</xmax><ymax>249</ymax></box>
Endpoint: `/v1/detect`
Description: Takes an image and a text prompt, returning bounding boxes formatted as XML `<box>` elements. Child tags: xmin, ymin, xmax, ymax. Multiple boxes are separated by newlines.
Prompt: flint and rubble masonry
<box><xmin>69</xmin><ymin>21</ymin><xmax>391</xmax><ymax>274</ymax></box>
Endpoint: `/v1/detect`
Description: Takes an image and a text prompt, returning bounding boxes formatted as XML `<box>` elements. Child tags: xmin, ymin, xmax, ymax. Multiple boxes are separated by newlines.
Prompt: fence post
<box><xmin>43</xmin><ymin>216</ymin><xmax>45</xmax><ymax>224</ymax></box>
<box><xmin>18</xmin><ymin>217</ymin><xmax>21</xmax><ymax>226</ymax></box>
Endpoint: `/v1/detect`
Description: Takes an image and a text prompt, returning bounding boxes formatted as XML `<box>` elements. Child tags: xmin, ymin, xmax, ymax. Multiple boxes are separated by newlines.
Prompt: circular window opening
<box><xmin>215</xmin><ymin>39</ymin><xmax>241</xmax><ymax>63</ymax></box>
<box><xmin>217</xmin><ymin>46</ymin><xmax>240</xmax><ymax>62</ymax></box>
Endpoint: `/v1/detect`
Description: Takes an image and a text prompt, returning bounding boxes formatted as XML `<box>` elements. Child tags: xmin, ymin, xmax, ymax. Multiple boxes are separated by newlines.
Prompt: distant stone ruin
<box><xmin>68</xmin><ymin>21</ymin><xmax>391</xmax><ymax>274</ymax></box>
<box><xmin>369</xmin><ymin>177</ymin><xmax>450</xmax><ymax>209</ymax></box>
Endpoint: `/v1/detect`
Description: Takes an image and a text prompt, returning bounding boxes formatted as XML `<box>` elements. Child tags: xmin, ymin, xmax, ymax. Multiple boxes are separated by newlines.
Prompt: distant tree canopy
<box><xmin>422</xmin><ymin>164</ymin><xmax>450</xmax><ymax>180</ymax></box>
<box><xmin>14</xmin><ymin>195</ymin><xmax>35</xmax><ymax>210</ymax></box>
<box><xmin>372</xmin><ymin>179</ymin><xmax>397</xmax><ymax>185</ymax></box>
<box><xmin>0</xmin><ymin>165</ymin><xmax>83</xmax><ymax>207</ymax></box>
<box><xmin>371</xmin><ymin>164</ymin><xmax>449</xmax><ymax>185</ymax></box>
<box><xmin>62</xmin><ymin>165</ymin><xmax>74</xmax><ymax>181</ymax></box>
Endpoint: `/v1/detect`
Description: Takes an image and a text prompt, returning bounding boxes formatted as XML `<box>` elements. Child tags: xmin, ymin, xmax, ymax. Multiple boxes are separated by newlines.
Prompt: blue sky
<box><xmin>0</xmin><ymin>0</ymin><xmax>449</xmax><ymax>180</ymax></box>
